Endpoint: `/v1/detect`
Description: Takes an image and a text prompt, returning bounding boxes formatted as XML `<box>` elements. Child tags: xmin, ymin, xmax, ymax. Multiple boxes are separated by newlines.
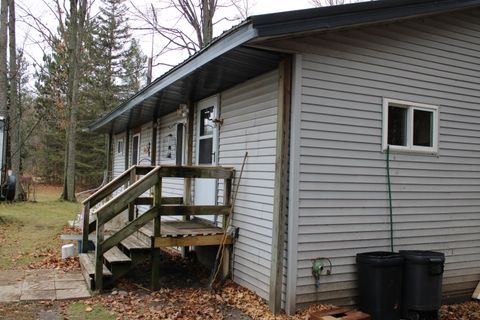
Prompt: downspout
<box><xmin>386</xmin><ymin>145</ymin><xmax>394</xmax><ymax>252</ymax></box>
<box><xmin>106</xmin><ymin>132</ymin><xmax>113</xmax><ymax>181</ymax></box>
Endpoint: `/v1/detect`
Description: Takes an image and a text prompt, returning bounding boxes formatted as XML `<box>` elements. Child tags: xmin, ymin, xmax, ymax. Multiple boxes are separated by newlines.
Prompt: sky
<box><xmin>15</xmin><ymin>0</ymin><xmax>317</xmax><ymax>82</ymax></box>
<box><xmin>129</xmin><ymin>0</ymin><xmax>316</xmax><ymax>77</ymax></box>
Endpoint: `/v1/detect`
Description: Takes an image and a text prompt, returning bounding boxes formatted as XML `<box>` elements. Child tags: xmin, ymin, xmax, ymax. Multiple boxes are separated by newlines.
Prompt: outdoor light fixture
<box><xmin>177</xmin><ymin>104</ymin><xmax>189</xmax><ymax>118</ymax></box>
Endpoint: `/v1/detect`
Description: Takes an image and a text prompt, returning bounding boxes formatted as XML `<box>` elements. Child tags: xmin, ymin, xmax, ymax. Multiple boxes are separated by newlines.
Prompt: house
<box><xmin>86</xmin><ymin>0</ymin><xmax>480</xmax><ymax>315</ymax></box>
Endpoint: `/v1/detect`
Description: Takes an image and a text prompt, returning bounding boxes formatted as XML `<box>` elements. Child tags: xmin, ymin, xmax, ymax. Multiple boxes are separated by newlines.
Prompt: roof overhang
<box><xmin>89</xmin><ymin>0</ymin><xmax>480</xmax><ymax>134</ymax></box>
<box><xmin>89</xmin><ymin>24</ymin><xmax>285</xmax><ymax>134</ymax></box>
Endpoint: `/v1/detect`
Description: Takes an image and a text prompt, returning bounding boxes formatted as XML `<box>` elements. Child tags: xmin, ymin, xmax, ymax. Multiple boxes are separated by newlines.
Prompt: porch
<box><xmin>80</xmin><ymin>164</ymin><xmax>234</xmax><ymax>291</ymax></box>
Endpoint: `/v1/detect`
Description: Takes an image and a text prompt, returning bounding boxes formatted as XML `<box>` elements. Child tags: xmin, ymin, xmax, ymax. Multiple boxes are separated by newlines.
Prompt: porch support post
<box><xmin>151</xmin><ymin>176</ymin><xmax>162</xmax><ymax>290</ymax></box>
<box><xmin>182</xmin><ymin>101</ymin><xmax>195</xmax><ymax>256</ymax></box>
<box><xmin>151</xmin><ymin>120</ymin><xmax>157</xmax><ymax>165</ymax></box>
<box><xmin>106</xmin><ymin>132</ymin><xmax>113</xmax><ymax>181</ymax></box>
<box><xmin>124</xmin><ymin>128</ymin><xmax>130</xmax><ymax>170</ymax></box>
<box><xmin>269</xmin><ymin>57</ymin><xmax>292</xmax><ymax>314</ymax></box>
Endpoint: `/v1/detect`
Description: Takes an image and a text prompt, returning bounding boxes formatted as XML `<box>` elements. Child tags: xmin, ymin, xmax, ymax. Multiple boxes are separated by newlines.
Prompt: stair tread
<box><xmin>79</xmin><ymin>253</ymin><xmax>113</xmax><ymax>277</ymax></box>
<box><xmin>120</xmin><ymin>234</ymin><xmax>150</xmax><ymax>251</ymax></box>
<box><xmin>104</xmin><ymin>246</ymin><xmax>131</xmax><ymax>264</ymax></box>
<box><xmin>139</xmin><ymin>226</ymin><xmax>153</xmax><ymax>237</ymax></box>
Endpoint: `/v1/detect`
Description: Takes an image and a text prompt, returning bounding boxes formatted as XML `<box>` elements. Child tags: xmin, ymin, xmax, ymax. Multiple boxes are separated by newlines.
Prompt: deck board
<box><xmin>138</xmin><ymin>219</ymin><xmax>230</xmax><ymax>247</ymax></box>
<box><xmin>140</xmin><ymin>219</ymin><xmax>223</xmax><ymax>238</ymax></box>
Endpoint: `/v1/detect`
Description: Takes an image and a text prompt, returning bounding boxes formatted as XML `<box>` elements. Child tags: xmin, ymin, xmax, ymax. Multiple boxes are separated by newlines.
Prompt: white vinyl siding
<box><xmin>157</xmin><ymin>112</ymin><xmax>185</xmax><ymax>223</ymax></box>
<box><xmin>278</xmin><ymin>9</ymin><xmax>480</xmax><ymax>310</ymax></box>
<box><xmin>112</xmin><ymin>132</ymin><xmax>126</xmax><ymax>180</ymax></box>
<box><xmin>136</xmin><ymin>123</ymin><xmax>153</xmax><ymax>215</ymax></box>
<box><xmin>218</xmin><ymin>70</ymin><xmax>279</xmax><ymax>300</ymax></box>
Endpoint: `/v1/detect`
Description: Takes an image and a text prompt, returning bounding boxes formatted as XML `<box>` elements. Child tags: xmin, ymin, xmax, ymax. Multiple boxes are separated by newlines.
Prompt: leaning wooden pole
<box><xmin>209</xmin><ymin>151</ymin><xmax>248</xmax><ymax>288</ymax></box>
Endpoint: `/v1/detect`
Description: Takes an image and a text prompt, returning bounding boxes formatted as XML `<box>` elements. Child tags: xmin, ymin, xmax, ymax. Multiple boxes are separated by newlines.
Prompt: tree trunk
<box><xmin>8</xmin><ymin>0</ymin><xmax>20</xmax><ymax>200</ymax></box>
<box><xmin>0</xmin><ymin>0</ymin><xmax>7</xmax><ymax>183</ymax></box>
<box><xmin>201</xmin><ymin>0</ymin><xmax>213</xmax><ymax>47</ymax></box>
<box><xmin>62</xmin><ymin>0</ymin><xmax>88</xmax><ymax>201</ymax></box>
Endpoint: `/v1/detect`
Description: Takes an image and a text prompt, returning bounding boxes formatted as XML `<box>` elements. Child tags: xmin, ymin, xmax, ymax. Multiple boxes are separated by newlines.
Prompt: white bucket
<box><xmin>61</xmin><ymin>244</ymin><xmax>75</xmax><ymax>259</ymax></box>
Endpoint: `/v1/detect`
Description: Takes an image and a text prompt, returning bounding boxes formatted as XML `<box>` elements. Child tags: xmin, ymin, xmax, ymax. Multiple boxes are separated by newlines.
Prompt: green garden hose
<box><xmin>386</xmin><ymin>145</ymin><xmax>394</xmax><ymax>252</ymax></box>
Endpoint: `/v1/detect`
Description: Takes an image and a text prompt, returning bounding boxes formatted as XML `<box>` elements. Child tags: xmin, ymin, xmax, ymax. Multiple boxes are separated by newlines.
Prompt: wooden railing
<box><xmin>81</xmin><ymin>165</ymin><xmax>156</xmax><ymax>249</ymax></box>
<box><xmin>81</xmin><ymin>165</ymin><xmax>234</xmax><ymax>291</ymax></box>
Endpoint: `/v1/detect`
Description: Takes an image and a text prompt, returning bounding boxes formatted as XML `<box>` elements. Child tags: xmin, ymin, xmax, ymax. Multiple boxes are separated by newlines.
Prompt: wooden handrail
<box><xmin>158</xmin><ymin>205</ymin><xmax>230</xmax><ymax>216</ymax></box>
<box><xmin>83</xmin><ymin>165</ymin><xmax>135</xmax><ymax>206</ymax></box>
<box><xmin>89</xmin><ymin>164</ymin><xmax>236</xmax><ymax>291</ymax></box>
<box><xmin>95</xmin><ymin>166</ymin><xmax>161</xmax><ymax>225</ymax></box>
<box><xmin>158</xmin><ymin>166</ymin><xmax>234</xmax><ymax>179</ymax></box>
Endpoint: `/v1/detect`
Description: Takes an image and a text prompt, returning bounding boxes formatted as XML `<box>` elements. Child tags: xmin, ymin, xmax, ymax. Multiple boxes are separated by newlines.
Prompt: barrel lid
<box><xmin>399</xmin><ymin>250</ymin><xmax>445</xmax><ymax>263</ymax></box>
<box><xmin>356</xmin><ymin>251</ymin><xmax>404</xmax><ymax>266</ymax></box>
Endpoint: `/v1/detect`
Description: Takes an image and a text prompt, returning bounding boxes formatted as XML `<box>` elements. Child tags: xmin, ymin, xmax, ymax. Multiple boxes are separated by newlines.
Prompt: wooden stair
<box><xmin>79</xmin><ymin>165</ymin><xmax>235</xmax><ymax>291</ymax></box>
<box><xmin>80</xmin><ymin>234</ymin><xmax>150</xmax><ymax>290</ymax></box>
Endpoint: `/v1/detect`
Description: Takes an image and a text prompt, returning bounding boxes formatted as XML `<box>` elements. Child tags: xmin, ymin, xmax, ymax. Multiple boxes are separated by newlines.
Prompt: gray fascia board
<box><xmin>251</xmin><ymin>0</ymin><xmax>480</xmax><ymax>37</ymax></box>
<box><xmin>89</xmin><ymin>23</ymin><xmax>258</xmax><ymax>132</ymax></box>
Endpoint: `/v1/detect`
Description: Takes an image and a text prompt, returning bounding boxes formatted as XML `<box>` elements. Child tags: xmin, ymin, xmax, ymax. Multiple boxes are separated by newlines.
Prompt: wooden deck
<box><xmin>81</xmin><ymin>165</ymin><xmax>235</xmax><ymax>291</ymax></box>
<box><xmin>140</xmin><ymin>219</ymin><xmax>233</xmax><ymax>248</ymax></box>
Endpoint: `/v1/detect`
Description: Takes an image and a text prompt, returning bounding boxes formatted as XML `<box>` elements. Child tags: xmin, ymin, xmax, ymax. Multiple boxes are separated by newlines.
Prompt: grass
<box><xmin>0</xmin><ymin>185</ymin><xmax>80</xmax><ymax>269</ymax></box>
<box><xmin>65</xmin><ymin>303</ymin><xmax>116</xmax><ymax>320</ymax></box>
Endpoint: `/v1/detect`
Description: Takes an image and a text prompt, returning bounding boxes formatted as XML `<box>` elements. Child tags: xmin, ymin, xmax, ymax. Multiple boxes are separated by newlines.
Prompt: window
<box><xmin>382</xmin><ymin>99</ymin><xmax>438</xmax><ymax>153</ymax></box>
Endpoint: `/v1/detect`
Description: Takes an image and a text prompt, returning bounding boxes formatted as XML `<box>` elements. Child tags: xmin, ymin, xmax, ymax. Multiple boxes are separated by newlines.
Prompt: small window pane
<box><xmin>200</xmin><ymin>107</ymin><xmax>214</xmax><ymax>136</ymax></box>
<box><xmin>199</xmin><ymin>138</ymin><xmax>213</xmax><ymax>164</ymax></box>
<box><xmin>388</xmin><ymin>106</ymin><xmax>407</xmax><ymax>146</ymax></box>
<box><xmin>413</xmin><ymin>109</ymin><xmax>433</xmax><ymax>147</ymax></box>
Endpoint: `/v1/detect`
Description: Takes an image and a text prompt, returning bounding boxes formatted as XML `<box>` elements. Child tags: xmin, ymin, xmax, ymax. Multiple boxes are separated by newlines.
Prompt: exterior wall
<box><xmin>157</xmin><ymin>111</ymin><xmax>185</xmax><ymax>197</ymax></box>
<box><xmin>112</xmin><ymin>132</ymin><xmax>126</xmax><ymax>180</ymax></box>
<box><xmin>280</xmin><ymin>9</ymin><xmax>480</xmax><ymax>310</ymax></box>
<box><xmin>217</xmin><ymin>70</ymin><xmax>279</xmax><ymax>300</ymax></box>
<box><xmin>138</xmin><ymin>122</ymin><xmax>153</xmax><ymax>166</ymax></box>
<box><xmin>157</xmin><ymin>111</ymin><xmax>185</xmax><ymax>222</ymax></box>
<box><xmin>136</xmin><ymin>122</ymin><xmax>153</xmax><ymax>215</ymax></box>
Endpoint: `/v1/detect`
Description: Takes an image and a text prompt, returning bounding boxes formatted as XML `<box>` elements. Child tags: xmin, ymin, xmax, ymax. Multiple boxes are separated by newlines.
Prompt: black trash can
<box><xmin>400</xmin><ymin>250</ymin><xmax>445</xmax><ymax>320</ymax></box>
<box><xmin>356</xmin><ymin>251</ymin><xmax>404</xmax><ymax>320</ymax></box>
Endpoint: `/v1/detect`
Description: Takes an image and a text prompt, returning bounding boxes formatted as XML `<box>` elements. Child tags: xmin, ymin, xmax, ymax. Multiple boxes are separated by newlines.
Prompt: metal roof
<box><xmin>89</xmin><ymin>0</ymin><xmax>480</xmax><ymax>134</ymax></box>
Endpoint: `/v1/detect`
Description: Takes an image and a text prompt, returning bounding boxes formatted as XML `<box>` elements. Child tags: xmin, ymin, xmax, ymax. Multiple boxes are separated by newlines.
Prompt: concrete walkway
<box><xmin>0</xmin><ymin>270</ymin><xmax>90</xmax><ymax>302</ymax></box>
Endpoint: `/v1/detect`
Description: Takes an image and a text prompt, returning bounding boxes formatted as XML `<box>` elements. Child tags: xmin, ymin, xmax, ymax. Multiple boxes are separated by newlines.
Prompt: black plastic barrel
<box><xmin>356</xmin><ymin>251</ymin><xmax>404</xmax><ymax>320</ymax></box>
<box><xmin>400</xmin><ymin>250</ymin><xmax>445</xmax><ymax>319</ymax></box>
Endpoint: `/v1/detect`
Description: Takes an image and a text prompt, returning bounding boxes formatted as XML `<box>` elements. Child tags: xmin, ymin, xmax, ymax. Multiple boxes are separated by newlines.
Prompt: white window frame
<box><xmin>382</xmin><ymin>98</ymin><xmax>439</xmax><ymax>154</ymax></box>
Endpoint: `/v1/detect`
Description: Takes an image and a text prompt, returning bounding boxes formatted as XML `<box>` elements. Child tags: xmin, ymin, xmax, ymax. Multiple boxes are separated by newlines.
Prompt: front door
<box><xmin>194</xmin><ymin>96</ymin><xmax>219</xmax><ymax>212</ymax></box>
<box><xmin>131</xmin><ymin>134</ymin><xmax>140</xmax><ymax>166</ymax></box>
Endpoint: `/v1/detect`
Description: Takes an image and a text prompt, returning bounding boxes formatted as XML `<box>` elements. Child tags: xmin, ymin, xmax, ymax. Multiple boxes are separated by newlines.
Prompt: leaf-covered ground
<box><xmin>1</xmin><ymin>185</ymin><xmax>480</xmax><ymax>319</ymax></box>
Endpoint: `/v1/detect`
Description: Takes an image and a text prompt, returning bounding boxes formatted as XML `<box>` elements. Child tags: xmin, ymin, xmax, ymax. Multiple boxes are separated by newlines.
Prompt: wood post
<box><xmin>269</xmin><ymin>57</ymin><xmax>292</xmax><ymax>314</ymax></box>
<box><xmin>182</xmin><ymin>101</ymin><xmax>195</xmax><ymax>256</ymax></box>
<box><xmin>221</xmin><ymin>178</ymin><xmax>232</xmax><ymax>277</ymax></box>
<box><xmin>151</xmin><ymin>177</ymin><xmax>162</xmax><ymax>290</ymax></box>
<box><xmin>128</xmin><ymin>166</ymin><xmax>136</xmax><ymax>221</ymax></box>
<box><xmin>106</xmin><ymin>132</ymin><xmax>113</xmax><ymax>181</ymax></box>
<box><xmin>94</xmin><ymin>215</ymin><xmax>105</xmax><ymax>291</ymax></box>
<box><xmin>124</xmin><ymin>129</ymin><xmax>130</xmax><ymax>171</ymax></box>
<box><xmin>82</xmin><ymin>201</ymin><xmax>90</xmax><ymax>253</ymax></box>
<box><xmin>151</xmin><ymin>120</ymin><xmax>157</xmax><ymax>165</ymax></box>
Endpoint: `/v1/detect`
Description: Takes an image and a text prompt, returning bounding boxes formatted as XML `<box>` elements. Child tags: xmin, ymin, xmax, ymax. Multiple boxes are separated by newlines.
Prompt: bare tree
<box><xmin>0</xmin><ymin>0</ymin><xmax>6</xmax><ymax>183</ymax></box>
<box><xmin>62</xmin><ymin>0</ymin><xmax>88</xmax><ymax>201</ymax></box>
<box><xmin>310</xmin><ymin>0</ymin><xmax>362</xmax><ymax>6</ymax></box>
<box><xmin>130</xmin><ymin>0</ymin><xmax>252</xmax><ymax>60</ymax></box>
<box><xmin>9</xmin><ymin>0</ymin><xmax>21</xmax><ymax>199</ymax></box>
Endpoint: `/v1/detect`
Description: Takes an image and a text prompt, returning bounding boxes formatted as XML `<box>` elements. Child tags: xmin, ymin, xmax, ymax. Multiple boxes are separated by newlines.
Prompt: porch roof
<box><xmin>89</xmin><ymin>0</ymin><xmax>480</xmax><ymax>134</ymax></box>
